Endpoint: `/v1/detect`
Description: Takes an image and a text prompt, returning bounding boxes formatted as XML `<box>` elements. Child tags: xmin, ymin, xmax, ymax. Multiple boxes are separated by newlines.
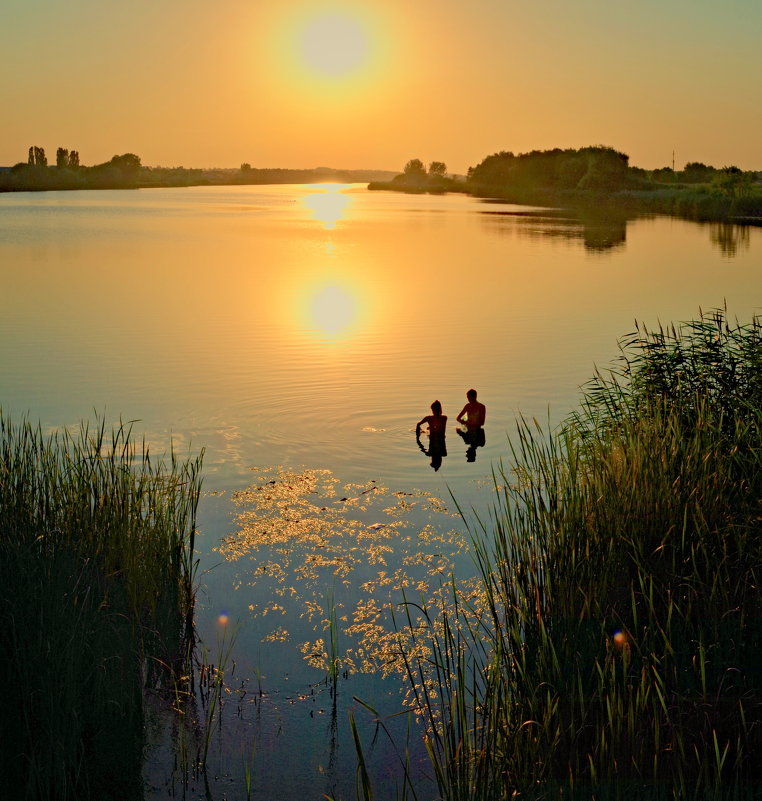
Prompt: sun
<box><xmin>296</xmin><ymin>11</ymin><xmax>370</xmax><ymax>78</ymax></box>
<box><xmin>264</xmin><ymin>5</ymin><xmax>393</xmax><ymax>105</ymax></box>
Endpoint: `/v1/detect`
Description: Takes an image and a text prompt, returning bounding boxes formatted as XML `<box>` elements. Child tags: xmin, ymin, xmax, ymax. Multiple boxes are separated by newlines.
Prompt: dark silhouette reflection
<box><xmin>417</xmin><ymin>430</ymin><xmax>447</xmax><ymax>470</ymax></box>
<box><xmin>577</xmin><ymin>209</ymin><xmax>628</xmax><ymax>251</ymax></box>
<box><xmin>479</xmin><ymin>206</ymin><xmax>628</xmax><ymax>252</ymax></box>
<box><xmin>457</xmin><ymin>425</ymin><xmax>486</xmax><ymax>462</ymax></box>
<box><xmin>455</xmin><ymin>389</ymin><xmax>486</xmax><ymax>462</ymax></box>
<box><xmin>708</xmin><ymin>222</ymin><xmax>751</xmax><ymax>257</ymax></box>
<box><xmin>416</xmin><ymin>400</ymin><xmax>448</xmax><ymax>471</ymax></box>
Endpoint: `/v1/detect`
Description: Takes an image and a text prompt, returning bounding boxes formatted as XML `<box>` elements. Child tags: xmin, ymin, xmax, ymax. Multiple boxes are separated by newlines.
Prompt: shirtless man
<box><xmin>456</xmin><ymin>389</ymin><xmax>486</xmax><ymax>432</ymax></box>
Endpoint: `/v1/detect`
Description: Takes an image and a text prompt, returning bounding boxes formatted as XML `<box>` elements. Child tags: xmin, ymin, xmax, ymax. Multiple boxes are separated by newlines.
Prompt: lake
<box><xmin>1</xmin><ymin>184</ymin><xmax>760</xmax><ymax>799</ymax></box>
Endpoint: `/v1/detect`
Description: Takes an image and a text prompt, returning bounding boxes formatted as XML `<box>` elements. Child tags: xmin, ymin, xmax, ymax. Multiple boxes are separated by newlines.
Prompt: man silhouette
<box><xmin>456</xmin><ymin>389</ymin><xmax>486</xmax><ymax>462</ymax></box>
<box><xmin>456</xmin><ymin>389</ymin><xmax>485</xmax><ymax>432</ymax></box>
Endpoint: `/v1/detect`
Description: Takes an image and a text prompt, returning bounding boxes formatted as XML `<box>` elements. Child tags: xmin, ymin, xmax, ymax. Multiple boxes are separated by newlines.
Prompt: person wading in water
<box><xmin>455</xmin><ymin>389</ymin><xmax>486</xmax><ymax>462</ymax></box>
<box><xmin>416</xmin><ymin>400</ymin><xmax>447</xmax><ymax>471</ymax></box>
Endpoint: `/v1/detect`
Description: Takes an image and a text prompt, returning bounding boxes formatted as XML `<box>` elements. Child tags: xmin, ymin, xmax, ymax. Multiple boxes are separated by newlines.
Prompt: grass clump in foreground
<box><xmin>376</xmin><ymin>309</ymin><xmax>762</xmax><ymax>800</ymax></box>
<box><xmin>0</xmin><ymin>418</ymin><xmax>202</xmax><ymax>801</ymax></box>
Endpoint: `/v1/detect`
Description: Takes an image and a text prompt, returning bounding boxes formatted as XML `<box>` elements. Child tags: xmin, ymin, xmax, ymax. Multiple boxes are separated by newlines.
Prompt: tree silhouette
<box><xmin>428</xmin><ymin>161</ymin><xmax>447</xmax><ymax>176</ymax></box>
<box><xmin>27</xmin><ymin>146</ymin><xmax>47</xmax><ymax>166</ymax></box>
<box><xmin>467</xmin><ymin>146</ymin><xmax>630</xmax><ymax>191</ymax></box>
<box><xmin>109</xmin><ymin>153</ymin><xmax>141</xmax><ymax>171</ymax></box>
<box><xmin>404</xmin><ymin>158</ymin><xmax>426</xmax><ymax>177</ymax></box>
<box><xmin>682</xmin><ymin>162</ymin><xmax>715</xmax><ymax>183</ymax></box>
<box><xmin>56</xmin><ymin>148</ymin><xmax>69</xmax><ymax>168</ymax></box>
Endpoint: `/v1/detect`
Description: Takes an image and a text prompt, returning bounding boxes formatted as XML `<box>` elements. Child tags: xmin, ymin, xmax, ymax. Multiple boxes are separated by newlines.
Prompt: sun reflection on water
<box><xmin>301</xmin><ymin>185</ymin><xmax>352</xmax><ymax>229</ymax></box>
<box><xmin>308</xmin><ymin>283</ymin><xmax>357</xmax><ymax>337</ymax></box>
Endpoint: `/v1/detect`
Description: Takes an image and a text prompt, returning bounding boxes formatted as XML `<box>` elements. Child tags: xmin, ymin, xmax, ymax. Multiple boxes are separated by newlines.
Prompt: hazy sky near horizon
<box><xmin>2</xmin><ymin>0</ymin><xmax>761</xmax><ymax>173</ymax></box>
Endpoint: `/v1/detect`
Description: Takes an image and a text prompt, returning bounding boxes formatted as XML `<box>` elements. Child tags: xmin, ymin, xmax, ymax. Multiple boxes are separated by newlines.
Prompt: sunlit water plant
<box><xmin>218</xmin><ymin>467</ymin><xmax>470</xmax><ymax>680</ymax></box>
<box><xmin>0</xmin><ymin>417</ymin><xmax>202</xmax><ymax>800</ymax></box>
<box><xmin>354</xmin><ymin>309</ymin><xmax>762</xmax><ymax>800</ymax></box>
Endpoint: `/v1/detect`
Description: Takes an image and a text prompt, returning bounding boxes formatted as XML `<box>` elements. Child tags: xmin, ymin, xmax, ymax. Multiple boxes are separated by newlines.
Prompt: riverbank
<box><xmin>368</xmin><ymin>179</ymin><xmax>762</xmax><ymax>224</ymax></box>
<box><xmin>370</xmin><ymin>145</ymin><xmax>762</xmax><ymax>224</ymax></box>
<box><xmin>0</xmin><ymin>163</ymin><xmax>396</xmax><ymax>192</ymax></box>
<box><xmin>5</xmin><ymin>159</ymin><xmax>760</xmax><ymax>227</ymax></box>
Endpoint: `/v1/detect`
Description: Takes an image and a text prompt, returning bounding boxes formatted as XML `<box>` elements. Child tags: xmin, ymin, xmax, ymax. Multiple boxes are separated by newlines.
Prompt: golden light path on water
<box><xmin>290</xmin><ymin>185</ymin><xmax>374</xmax><ymax>340</ymax></box>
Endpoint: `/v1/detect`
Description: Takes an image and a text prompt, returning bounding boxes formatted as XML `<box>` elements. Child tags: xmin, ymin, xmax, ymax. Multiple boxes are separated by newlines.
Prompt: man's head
<box><xmin>431</xmin><ymin>400</ymin><xmax>442</xmax><ymax>415</ymax></box>
<box><xmin>467</xmin><ymin>389</ymin><xmax>477</xmax><ymax>401</ymax></box>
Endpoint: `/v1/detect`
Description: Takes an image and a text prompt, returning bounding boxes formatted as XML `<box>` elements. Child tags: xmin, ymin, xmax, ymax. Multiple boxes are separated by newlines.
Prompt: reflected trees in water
<box><xmin>709</xmin><ymin>221</ymin><xmax>752</xmax><ymax>257</ymax></box>
<box><xmin>479</xmin><ymin>207</ymin><xmax>628</xmax><ymax>253</ymax></box>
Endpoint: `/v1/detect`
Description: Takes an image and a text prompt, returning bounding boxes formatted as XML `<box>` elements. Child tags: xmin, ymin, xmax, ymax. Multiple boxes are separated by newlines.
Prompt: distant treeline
<box><xmin>1</xmin><ymin>149</ymin><xmax>144</xmax><ymax>191</ymax></box>
<box><xmin>368</xmin><ymin>158</ymin><xmax>469</xmax><ymax>195</ymax></box>
<box><xmin>371</xmin><ymin>146</ymin><xmax>762</xmax><ymax>221</ymax></box>
<box><xmin>0</xmin><ymin>146</ymin><xmax>395</xmax><ymax>192</ymax></box>
<box><xmin>4</xmin><ymin>143</ymin><xmax>760</xmax><ymax>222</ymax></box>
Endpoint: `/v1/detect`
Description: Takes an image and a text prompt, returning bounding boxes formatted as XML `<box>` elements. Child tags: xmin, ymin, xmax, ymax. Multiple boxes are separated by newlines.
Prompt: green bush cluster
<box><xmin>467</xmin><ymin>146</ymin><xmax>632</xmax><ymax>193</ymax></box>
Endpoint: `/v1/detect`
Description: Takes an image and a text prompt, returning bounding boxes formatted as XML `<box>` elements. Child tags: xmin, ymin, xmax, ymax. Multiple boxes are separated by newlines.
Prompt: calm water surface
<box><xmin>1</xmin><ymin>185</ymin><xmax>760</xmax><ymax>799</ymax></box>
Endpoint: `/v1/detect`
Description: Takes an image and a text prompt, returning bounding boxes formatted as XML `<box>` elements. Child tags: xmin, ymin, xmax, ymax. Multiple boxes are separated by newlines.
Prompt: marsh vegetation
<box><xmin>0</xmin><ymin>419</ymin><xmax>202</xmax><ymax>800</ymax></box>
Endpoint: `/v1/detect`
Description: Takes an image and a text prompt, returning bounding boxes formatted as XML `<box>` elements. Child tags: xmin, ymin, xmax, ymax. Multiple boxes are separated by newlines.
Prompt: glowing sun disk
<box><xmin>298</xmin><ymin>13</ymin><xmax>369</xmax><ymax>77</ymax></box>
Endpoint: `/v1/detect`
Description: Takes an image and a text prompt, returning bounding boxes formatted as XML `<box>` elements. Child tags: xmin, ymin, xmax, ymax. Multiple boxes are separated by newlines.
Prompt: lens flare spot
<box><xmin>218</xmin><ymin>613</ymin><xmax>230</xmax><ymax>626</ymax></box>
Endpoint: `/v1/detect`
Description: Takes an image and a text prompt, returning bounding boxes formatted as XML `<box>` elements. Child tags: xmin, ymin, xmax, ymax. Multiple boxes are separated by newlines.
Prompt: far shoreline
<box><xmin>4</xmin><ymin>177</ymin><xmax>759</xmax><ymax>228</ymax></box>
<box><xmin>2</xmin><ymin>151</ymin><xmax>761</xmax><ymax>225</ymax></box>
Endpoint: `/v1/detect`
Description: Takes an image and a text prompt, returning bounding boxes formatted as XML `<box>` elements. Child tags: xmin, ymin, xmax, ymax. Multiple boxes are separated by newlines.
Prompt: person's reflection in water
<box><xmin>456</xmin><ymin>388</ymin><xmax>486</xmax><ymax>462</ymax></box>
<box><xmin>458</xmin><ymin>426</ymin><xmax>486</xmax><ymax>462</ymax></box>
<box><xmin>416</xmin><ymin>400</ymin><xmax>448</xmax><ymax>471</ymax></box>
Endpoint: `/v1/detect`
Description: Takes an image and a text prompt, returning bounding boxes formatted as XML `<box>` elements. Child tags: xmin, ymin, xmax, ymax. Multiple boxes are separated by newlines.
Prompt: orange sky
<box><xmin>2</xmin><ymin>0</ymin><xmax>761</xmax><ymax>173</ymax></box>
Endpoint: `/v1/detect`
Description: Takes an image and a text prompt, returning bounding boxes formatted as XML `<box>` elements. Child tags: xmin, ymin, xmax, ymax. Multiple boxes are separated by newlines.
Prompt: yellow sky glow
<box><xmin>1</xmin><ymin>0</ymin><xmax>761</xmax><ymax>171</ymax></box>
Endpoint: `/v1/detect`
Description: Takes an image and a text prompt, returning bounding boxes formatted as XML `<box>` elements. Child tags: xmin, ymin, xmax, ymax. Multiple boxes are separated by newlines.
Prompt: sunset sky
<box><xmin>3</xmin><ymin>0</ymin><xmax>761</xmax><ymax>173</ymax></box>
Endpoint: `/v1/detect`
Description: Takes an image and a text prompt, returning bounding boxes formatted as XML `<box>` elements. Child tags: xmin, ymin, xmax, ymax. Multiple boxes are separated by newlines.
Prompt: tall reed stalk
<box><xmin>378</xmin><ymin>310</ymin><xmax>762</xmax><ymax>800</ymax></box>
<box><xmin>0</xmin><ymin>416</ymin><xmax>202</xmax><ymax>800</ymax></box>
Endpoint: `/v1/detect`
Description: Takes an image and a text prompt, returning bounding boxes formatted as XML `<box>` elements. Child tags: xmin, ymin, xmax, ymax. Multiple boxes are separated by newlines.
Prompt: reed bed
<box><xmin>385</xmin><ymin>310</ymin><xmax>762</xmax><ymax>800</ymax></box>
<box><xmin>0</xmin><ymin>416</ymin><xmax>202</xmax><ymax>800</ymax></box>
